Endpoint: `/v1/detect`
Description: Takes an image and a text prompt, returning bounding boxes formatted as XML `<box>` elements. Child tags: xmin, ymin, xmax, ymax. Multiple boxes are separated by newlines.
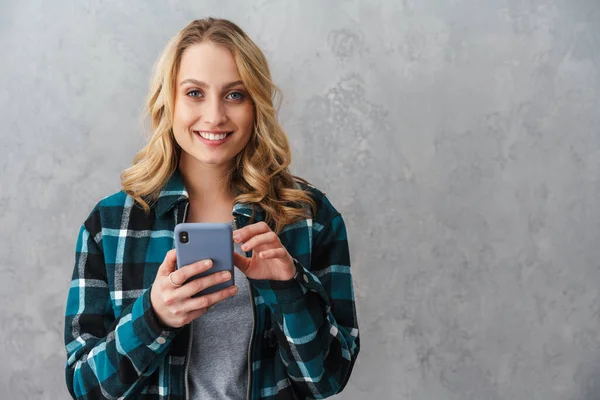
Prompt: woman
<box><xmin>64</xmin><ymin>18</ymin><xmax>359</xmax><ymax>400</ymax></box>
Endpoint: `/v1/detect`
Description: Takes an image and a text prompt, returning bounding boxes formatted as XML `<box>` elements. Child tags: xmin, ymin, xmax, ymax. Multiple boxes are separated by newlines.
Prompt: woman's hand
<box><xmin>233</xmin><ymin>222</ymin><xmax>296</xmax><ymax>281</ymax></box>
<box><xmin>150</xmin><ymin>250</ymin><xmax>238</xmax><ymax>328</ymax></box>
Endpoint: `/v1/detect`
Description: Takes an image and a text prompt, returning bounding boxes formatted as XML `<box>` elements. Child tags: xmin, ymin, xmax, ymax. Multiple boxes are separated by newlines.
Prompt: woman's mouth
<box><xmin>193</xmin><ymin>130</ymin><xmax>233</xmax><ymax>144</ymax></box>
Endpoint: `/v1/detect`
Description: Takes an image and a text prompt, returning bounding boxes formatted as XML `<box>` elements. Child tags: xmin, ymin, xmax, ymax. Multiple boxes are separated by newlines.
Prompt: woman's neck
<box><xmin>178</xmin><ymin>155</ymin><xmax>236</xmax><ymax>205</ymax></box>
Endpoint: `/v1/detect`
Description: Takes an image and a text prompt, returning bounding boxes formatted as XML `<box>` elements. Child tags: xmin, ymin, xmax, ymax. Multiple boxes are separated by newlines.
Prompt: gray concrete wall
<box><xmin>1</xmin><ymin>0</ymin><xmax>599</xmax><ymax>398</ymax></box>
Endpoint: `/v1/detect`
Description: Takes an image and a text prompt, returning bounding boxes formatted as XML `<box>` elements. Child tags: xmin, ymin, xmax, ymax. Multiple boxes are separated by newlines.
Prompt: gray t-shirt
<box><xmin>188</xmin><ymin>229</ymin><xmax>254</xmax><ymax>399</ymax></box>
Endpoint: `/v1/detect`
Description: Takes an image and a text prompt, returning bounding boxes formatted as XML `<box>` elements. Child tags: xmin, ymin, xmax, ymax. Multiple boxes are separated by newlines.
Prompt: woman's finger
<box><xmin>233</xmin><ymin>252</ymin><xmax>251</xmax><ymax>273</ymax></box>
<box><xmin>183</xmin><ymin>285</ymin><xmax>239</xmax><ymax>312</ymax></box>
<box><xmin>176</xmin><ymin>270</ymin><xmax>232</xmax><ymax>298</ymax></box>
<box><xmin>169</xmin><ymin>259</ymin><xmax>213</xmax><ymax>287</ymax></box>
<box><xmin>184</xmin><ymin>307</ymin><xmax>209</xmax><ymax>324</ymax></box>
<box><xmin>233</xmin><ymin>221</ymin><xmax>270</xmax><ymax>243</ymax></box>
<box><xmin>156</xmin><ymin>249</ymin><xmax>178</xmax><ymax>276</ymax></box>
<box><xmin>240</xmin><ymin>231</ymin><xmax>280</xmax><ymax>252</ymax></box>
<box><xmin>259</xmin><ymin>247</ymin><xmax>288</xmax><ymax>260</ymax></box>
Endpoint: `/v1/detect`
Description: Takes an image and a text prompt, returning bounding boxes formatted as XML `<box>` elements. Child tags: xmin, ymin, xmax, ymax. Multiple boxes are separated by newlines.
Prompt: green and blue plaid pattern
<box><xmin>64</xmin><ymin>169</ymin><xmax>360</xmax><ymax>399</ymax></box>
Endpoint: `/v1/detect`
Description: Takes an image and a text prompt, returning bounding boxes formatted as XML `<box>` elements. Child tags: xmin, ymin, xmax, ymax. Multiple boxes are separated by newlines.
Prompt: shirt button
<box><xmin>303</xmin><ymin>274</ymin><xmax>309</xmax><ymax>283</ymax></box>
<box><xmin>157</xmin><ymin>337</ymin><xmax>166</xmax><ymax>345</ymax></box>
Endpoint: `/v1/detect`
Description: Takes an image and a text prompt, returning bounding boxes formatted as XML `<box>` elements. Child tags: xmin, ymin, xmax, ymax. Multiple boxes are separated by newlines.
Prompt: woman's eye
<box><xmin>186</xmin><ymin>90</ymin><xmax>244</xmax><ymax>101</ymax></box>
<box><xmin>187</xmin><ymin>90</ymin><xmax>203</xmax><ymax>98</ymax></box>
<box><xmin>227</xmin><ymin>91</ymin><xmax>244</xmax><ymax>101</ymax></box>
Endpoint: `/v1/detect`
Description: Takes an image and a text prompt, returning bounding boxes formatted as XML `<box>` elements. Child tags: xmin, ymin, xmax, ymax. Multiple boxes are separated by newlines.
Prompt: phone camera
<box><xmin>179</xmin><ymin>231</ymin><xmax>189</xmax><ymax>244</ymax></box>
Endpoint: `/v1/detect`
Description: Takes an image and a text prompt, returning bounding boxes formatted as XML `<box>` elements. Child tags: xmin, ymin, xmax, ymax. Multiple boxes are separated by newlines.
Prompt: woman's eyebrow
<box><xmin>179</xmin><ymin>79</ymin><xmax>244</xmax><ymax>90</ymax></box>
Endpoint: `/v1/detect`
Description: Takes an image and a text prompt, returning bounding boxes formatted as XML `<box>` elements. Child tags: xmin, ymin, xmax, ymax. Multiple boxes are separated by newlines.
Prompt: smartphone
<box><xmin>173</xmin><ymin>222</ymin><xmax>234</xmax><ymax>297</ymax></box>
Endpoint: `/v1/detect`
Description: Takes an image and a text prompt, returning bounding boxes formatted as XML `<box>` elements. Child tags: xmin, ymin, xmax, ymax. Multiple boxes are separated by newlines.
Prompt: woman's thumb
<box><xmin>233</xmin><ymin>252</ymin><xmax>250</xmax><ymax>273</ymax></box>
<box><xmin>157</xmin><ymin>249</ymin><xmax>178</xmax><ymax>276</ymax></box>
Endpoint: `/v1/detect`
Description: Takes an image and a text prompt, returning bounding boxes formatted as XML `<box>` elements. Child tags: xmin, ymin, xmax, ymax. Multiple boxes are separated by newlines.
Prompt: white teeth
<box><xmin>197</xmin><ymin>131</ymin><xmax>229</xmax><ymax>141</ymax></box>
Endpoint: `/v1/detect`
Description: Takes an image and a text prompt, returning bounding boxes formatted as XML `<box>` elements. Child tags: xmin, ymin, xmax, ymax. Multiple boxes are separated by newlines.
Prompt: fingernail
<box><xmin>204</xmin><ymin>260</ymin><xmax>212</xmax><ymax>267</ymax></box>
<box><xmin>241</xmin><ymin>244</ymin><xmax>248</xmax><ymax>251</ymax></box>
<box><xmin>233</xmin><ymin>234</ymin><xmax>240</xmax><ymax>242</ymax></box>
<box><xmin>229</xmin><ymin>286</ymin><xmax>238</xmax><ymax>294</ymax></box>
<box><xmin>221</xmin><ymin>271</ymin><xmax>231</xmax><ymax>279</ymax></box>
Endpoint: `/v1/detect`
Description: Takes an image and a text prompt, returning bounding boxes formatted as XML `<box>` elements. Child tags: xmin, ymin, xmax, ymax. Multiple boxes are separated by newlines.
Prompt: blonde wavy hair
<box><xmin>120</xmin><ymin>18</ymin><xmax>316</xmax><ymax>233</ymax></box>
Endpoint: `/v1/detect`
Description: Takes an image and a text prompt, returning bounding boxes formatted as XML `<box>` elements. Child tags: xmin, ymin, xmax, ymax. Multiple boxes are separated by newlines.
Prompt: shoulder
<box><xmin>293</xmin><ymin>177</ymin><xmax>342</xmax><ymax>225</ymax></box>
<box><xmin>81</xmin><ymin>190</ymin><xmax>135</xmax><ymax>236</ymax></box>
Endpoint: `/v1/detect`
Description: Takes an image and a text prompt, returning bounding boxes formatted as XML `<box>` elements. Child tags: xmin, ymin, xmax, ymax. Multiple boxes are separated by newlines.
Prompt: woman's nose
<box><xmin>203</xmin><ymin>97</ymin><xmax>227</xmax><ymax>126</ymax></box>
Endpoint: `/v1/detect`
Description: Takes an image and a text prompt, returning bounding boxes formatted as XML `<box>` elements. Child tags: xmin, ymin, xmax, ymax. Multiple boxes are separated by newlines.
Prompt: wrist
<box><xmin>275</xmin><ymin>259</ymin><xmax>298</xmax><ymax>281</ymax></box>
<box><xmin>282</xmin><ymin>263</ymin><xmax>297</xmax><ymax>281</ymax></box>
<box><xmin>149</xmin><ymin>286</ymin><xmax>177</xmax><ymax>331</ymax></box>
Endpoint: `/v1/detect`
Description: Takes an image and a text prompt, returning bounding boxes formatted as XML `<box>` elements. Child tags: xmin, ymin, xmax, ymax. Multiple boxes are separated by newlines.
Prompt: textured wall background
<box><xmin>1</xmin><ymin>0</ymin><xmax>599</xmax><ymax>399</ymax></box>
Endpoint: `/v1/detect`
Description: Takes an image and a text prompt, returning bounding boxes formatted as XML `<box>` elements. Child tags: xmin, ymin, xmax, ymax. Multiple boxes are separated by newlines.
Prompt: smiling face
<box><xmin>172</xmin><ymin>41</ymin><xmax>255</xmax><ymax>169</ymax></box>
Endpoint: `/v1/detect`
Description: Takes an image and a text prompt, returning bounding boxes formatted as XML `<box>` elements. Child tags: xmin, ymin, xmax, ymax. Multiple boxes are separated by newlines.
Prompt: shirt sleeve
<box><xmin>64</xmin><ymin>222</ymin><xmax>177</xmax><ymax>399</ymax></box>
<box><xmin>248</xmin><ymin>213</ymin><xmax>360</xmax><ymax>399</ymax></box>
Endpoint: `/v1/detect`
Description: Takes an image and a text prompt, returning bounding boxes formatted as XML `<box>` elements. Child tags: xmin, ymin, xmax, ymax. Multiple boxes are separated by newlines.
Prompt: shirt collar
<box><xmin>154</xmin><ymin>168</ymin><xmax>264</xmax><ymax>221</ymax></box>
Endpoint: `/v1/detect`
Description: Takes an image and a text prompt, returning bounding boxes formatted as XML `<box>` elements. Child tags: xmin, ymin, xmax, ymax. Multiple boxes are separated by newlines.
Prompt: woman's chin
<box><xmin>184</xmin><ymin>151</ymin><xmax>236</xmax><ymax>168</ymax></box>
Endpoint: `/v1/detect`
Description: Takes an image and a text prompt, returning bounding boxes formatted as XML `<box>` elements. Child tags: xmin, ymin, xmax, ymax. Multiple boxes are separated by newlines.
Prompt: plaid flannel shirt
<box><xmin>64</xmin><ymin>169</ymin><xmax>360</xmax><ymax>399</ymax></box>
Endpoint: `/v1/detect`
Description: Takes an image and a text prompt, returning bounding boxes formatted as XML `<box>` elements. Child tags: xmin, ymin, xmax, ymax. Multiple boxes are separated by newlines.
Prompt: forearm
<box><xmin>65</xmin><ymin>288</ymin><xmax>177</xmax><ymax>399</ymax></box>
<box><xmin>249</xmin><ymin>263</ymin><xmax>359</xmax><ymax>398</ymax></box>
